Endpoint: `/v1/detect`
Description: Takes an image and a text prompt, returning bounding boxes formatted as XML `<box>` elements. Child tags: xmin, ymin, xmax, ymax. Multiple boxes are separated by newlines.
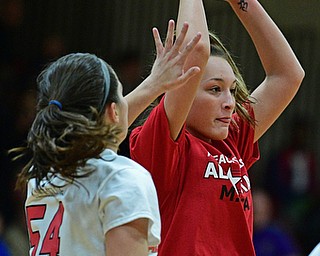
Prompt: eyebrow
<box><xmin>207</xmin><ymin>78</ymin><xmax>237</xmax><ymax>85</ymax></box>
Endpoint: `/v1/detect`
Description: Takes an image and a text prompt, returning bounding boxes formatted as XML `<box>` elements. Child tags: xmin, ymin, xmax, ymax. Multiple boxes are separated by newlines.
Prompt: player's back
<box><xmin>25</xmin><ymin>149</ymin><xmax>160</xmax><ymax>255</ymax></box>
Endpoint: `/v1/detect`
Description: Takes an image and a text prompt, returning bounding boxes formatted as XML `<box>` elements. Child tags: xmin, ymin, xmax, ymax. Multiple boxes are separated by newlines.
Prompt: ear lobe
<box><xmin>105</xmin><ymin>102</ymin><xmax>120</xmax><ymax>123</ymax></box>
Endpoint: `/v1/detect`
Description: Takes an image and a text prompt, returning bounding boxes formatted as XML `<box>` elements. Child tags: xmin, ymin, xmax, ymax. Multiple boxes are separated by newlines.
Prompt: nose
<box><xmin>222</xmin><ymin>91</ymin><xmax>235</xmax><ymax>111</ymax></box>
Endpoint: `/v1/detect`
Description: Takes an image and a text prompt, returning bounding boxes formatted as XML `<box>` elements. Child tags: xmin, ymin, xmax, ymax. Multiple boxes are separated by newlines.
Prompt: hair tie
<box><xmin>48</xmin><ymin>100</ymin><xmax>62</xmax><ymax>110</ymax></box>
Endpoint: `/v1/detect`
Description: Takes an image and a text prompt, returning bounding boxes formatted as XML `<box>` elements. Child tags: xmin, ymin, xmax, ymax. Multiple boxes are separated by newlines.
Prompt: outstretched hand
<box><xmin>149</xmin><ymin>19</ymin><xmax>201</xmax><ymax>92</ymax></box>
<box><xmin>124</xmin><ymin>20</ymin><xmax>202</xmax><ymax>127</ymax></box>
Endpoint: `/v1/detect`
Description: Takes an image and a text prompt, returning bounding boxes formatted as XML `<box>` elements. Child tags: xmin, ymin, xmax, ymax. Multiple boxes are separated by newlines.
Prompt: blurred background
<box><xmin>0</xmin><ymin>0</ymin><xmax>319</xmax><ymax>255</ymax></box>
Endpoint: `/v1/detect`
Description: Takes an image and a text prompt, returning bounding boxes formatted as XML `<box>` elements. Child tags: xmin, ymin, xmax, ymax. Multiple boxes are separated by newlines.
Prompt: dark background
<box><xmin>1</xmin><ymin>0</ymin><xmax>319</xmax><ymax>255</ymax></box>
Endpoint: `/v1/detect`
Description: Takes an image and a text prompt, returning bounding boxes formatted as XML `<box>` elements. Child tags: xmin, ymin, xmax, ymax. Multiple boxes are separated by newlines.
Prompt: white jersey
<box><xmin>25</xmin><ymin>149</ymin><xmax>160</xmax><ymax>256</ymax></box>
<box><xmin>309</xmin><ymin>243</ymin><xmax>320</xmax><ymax>256</ymax></box>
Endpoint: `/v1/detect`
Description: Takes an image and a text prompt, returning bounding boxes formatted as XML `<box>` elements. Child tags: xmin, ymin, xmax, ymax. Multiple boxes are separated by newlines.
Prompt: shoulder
<box><xmin>95</xmin><ymin>149</ymin><xmax>154</xmax><ymax>185</ymax></box>
<box><xmin>93</xmin><ymin>149</ymin><xmax>150</xmax><ymax>175</ymax></box>
<box><xmin>131</xmin><ymin>97</ymin><xmax>166</xmax><ymax>137</ymax></box>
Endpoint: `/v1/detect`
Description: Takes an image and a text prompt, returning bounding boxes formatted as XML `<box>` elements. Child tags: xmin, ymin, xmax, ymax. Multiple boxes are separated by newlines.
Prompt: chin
<box><xmin>212</xmin><ymin>129</ymin><xmax>229</xmax><ymax>141</ymax></box>
<box><xmin>215</xmin><ymin>134</ymin><xmax>228</xmax><ymax>141</ymax></box>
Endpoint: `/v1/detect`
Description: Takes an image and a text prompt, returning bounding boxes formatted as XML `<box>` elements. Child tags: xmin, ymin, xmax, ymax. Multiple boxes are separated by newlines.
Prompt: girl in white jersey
<box><xmin>11</xmin><ymin>21</ymin><xmax>202</xmax><ymax>256</ymax></box>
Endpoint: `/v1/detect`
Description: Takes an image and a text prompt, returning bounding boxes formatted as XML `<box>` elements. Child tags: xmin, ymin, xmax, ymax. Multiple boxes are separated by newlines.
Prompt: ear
<box><xmin>105</xmin><ymin>102</ymin><xmax>120</xmax><ymax>123</ymax></box>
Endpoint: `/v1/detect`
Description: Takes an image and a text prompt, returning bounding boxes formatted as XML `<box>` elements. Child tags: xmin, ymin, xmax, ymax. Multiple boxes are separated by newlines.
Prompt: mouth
<box><xmin>216</xmin><ymin>117</ymin><xmax>231</xmax><ymax>125</ymax></box>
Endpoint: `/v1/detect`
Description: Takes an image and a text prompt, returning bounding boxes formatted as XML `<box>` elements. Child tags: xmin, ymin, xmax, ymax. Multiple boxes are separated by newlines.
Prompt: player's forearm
<box><xmin>226</xmin><ymin>0</ymin><xmax>304</xmax><ymax>81</ymax></box>
<box><xmin>125</xmin><ymin>75</ymin><xmax>163</xmax><ymax>127</ymax></box>
<box><xmin>177</xmin><ymin>0</ymin><xmax>210</xmax><ymax>65</ymax></box>
<box><xmin>164</xmin><ymin>0</ymin><xmax>210</xmax><ymax>140</ymax></box>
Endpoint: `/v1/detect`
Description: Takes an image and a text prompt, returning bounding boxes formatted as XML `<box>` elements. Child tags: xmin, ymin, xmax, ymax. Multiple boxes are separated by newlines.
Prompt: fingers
<box><xmin>168</xmin><ymin>32</ymin><xmax>201</xmax><ymax>71</ymax></box>
<box><xmin>153</xmin><ymin>19</ymin><xmax>176</xmax><ymax>58</ymax></box>
<box><xmin>150</xmin><ymin>19</ymin><xmax>203</xmax><ymax>92</ymax></box>
<box><xmin>164</xmin><ymin>66</ymin><xmax>200</xmax><ymax>91</ymax></box>
<box><xmin>152</xmin><ymin>27</ymin><xmax>163</xmax><ymax>56</ymax></box>
<box><xmin>178</xmin><ymin>66</ymin><xmax>201</xmax><ymax>84</ymax></box>
<box><xmin>179</xmin><ymin>32</ymin><xmax>202</xmax><ymax>59</ymax></box>
<box><xmin>156</xmin><ymin>20</ymin><xmax>198</xmax><ymax>60</ymax></box>
<box><xmin>164</xmin><ymin>19</ymin><xmax>175</xmax><ymax>52</ymax></box>
<box><xmin>171</xmin><ymin>22</ymin><xmax>189</xmax><ymax>54</ymax></box>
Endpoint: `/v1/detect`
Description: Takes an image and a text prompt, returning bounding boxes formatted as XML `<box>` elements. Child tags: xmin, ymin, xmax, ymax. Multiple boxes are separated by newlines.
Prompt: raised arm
<box><xmin>226</xmin><ymin>0</ymin><xmax>305</xmax><ymax>142</ymax></box>
<box><xmin>125</xmin><ymin>20</ymin><xmax>202</xmax><ymax>127</ymax></box>
<box><xmin>164</xmin><ymin>0</ymin><xmax>210</xmax><ymax>140</ymax></box>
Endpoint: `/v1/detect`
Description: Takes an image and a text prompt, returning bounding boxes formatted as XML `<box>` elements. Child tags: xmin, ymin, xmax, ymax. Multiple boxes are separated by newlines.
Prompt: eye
<box><xmin>209</xmin><ymin>86</ymin><xmax>221</xmax><ymax>94</ymax></box>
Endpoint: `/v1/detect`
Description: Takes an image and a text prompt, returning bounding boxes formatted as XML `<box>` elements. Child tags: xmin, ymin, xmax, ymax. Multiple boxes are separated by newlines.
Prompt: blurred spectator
<box><xmin>266</xmin><ymin>117</ymin><xmax>319</xmax><ymax>253</ymax></box>
<box><xmin>0</xmin><ymin>2</ymin><xmax>35</xmax><ymax>241</ymax></box>
<box><xmin>0</xmin><ymin>0</ymin><xmax>28</xmax><ymax>92</ymax></box>
<box><xmin>13</xmin><ymin>89</ymin><xmax>37</xmax><ymax>138</ymax></box>
<box><xmin>0</xmin><ymin>89</ymin><xmax>34</xmax><ymax>256</ymax></box>
<box><xmin>267</xmin><ymin>117</ymin><xmax>317</xmax><ymax>211</ymax></box>
<box><xmin>32</xmin><ymin>33</ymin><xmax>67</xmax><ymax>70</ymax></box>
<box><xmin>253</xmin><ymin>188</ymin><xmax>301</xmax><ymax>256</ymax></box>
<box><xmin>296</xmin><ymin>192</ymin><xmax>320</xmax><ymax>254</ymax></box>
<box><xmin>0</xmin><ymin>0</ymin><xmax>25</xmax><ymax>62</ymax></box>
<box><xmin>0</xmin><ymin>0</ymin><xmax>29</xmax><ymax>227</ymax></box>
<box><xmin>0</xmin><ymin>211</ymin><xmax>11</xmax><ymax>256</ymax></box>
<box><xmin>3</xmin><ymin>188</ymin><xmax>29</xmax><ymax>256</ymax></box>
<box><xmin>41</xmin><ymin>34</ymin><xmax>67</xmax><ymax>61</ymax></box>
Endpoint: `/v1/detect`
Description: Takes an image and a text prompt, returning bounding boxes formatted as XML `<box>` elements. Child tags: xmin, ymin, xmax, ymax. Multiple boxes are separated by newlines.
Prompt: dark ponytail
<box><xmin>12</xmin><ymin>53</ymin><xmax>122</xmax><ymax>190</ymax></box>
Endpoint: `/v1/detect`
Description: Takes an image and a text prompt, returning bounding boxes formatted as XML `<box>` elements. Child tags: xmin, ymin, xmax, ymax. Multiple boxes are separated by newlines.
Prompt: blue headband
<box><xmin>48</xmin><ymin>100</ymin><xmax>62</xmax><ymax>110</ymax></box>
<box><xmin>99</xmin><ymin>58</ymin><xmax>110</xmax><ymax>111</ymax></box>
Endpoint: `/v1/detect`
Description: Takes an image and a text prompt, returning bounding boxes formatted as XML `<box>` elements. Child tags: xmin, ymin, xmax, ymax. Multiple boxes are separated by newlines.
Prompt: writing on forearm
<box><xmin>238</xmin><ymin>0</ymin><xmax>248</xmax><ymax>12</ymax></box>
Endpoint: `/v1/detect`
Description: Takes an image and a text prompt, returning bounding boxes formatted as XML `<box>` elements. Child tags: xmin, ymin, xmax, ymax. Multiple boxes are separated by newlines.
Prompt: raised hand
<box><xmin>125</xmin><ymin>19</ymin><xmax>202</xmax><ymax>126</ymax></box>
<box><xmin>149</xmin><ymin>19</ymin><xmax>202</xmax><ymax>92</ymax></box>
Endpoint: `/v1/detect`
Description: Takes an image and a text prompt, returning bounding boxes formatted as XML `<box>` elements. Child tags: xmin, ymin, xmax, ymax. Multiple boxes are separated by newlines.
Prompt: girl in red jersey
<box><xmin>130</xmin><ymin>0</ymin><xmax>305</xmax><ymax>255</ymax></box>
